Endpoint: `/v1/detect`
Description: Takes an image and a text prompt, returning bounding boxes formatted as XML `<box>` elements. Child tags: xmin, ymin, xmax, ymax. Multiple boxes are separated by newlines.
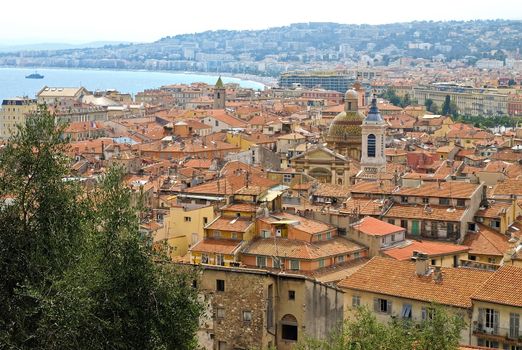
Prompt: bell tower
<box><xmin>213</xmin><ymin>76</ymin><xmax>226</xmax><ymax>109</ymax></box>
<box><xmin>360</xmin><ymin>94</ymin><xmax>387</xmax><ymax>175</ymax></box>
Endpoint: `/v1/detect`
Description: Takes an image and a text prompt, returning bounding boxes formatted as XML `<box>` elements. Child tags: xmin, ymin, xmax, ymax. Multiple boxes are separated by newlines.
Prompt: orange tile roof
<box><xmin>352</xmin><ymin>216</ymin><xmax>405</xmax><ymax>236</ymax></box>
<box><xmin>190</xmin><ymin>238</ymin><xmax>242</xmax><ymax>255</ymax></box>
<box><xmin>258</xmin><ymin>212</ymin><xmax>334</xmax><ymax>235</ymax></box>
<box><xmin>340</xmin><ymin>197</ymin><xmax>387</xmax><ymax>216</ymax></box>
<box><xmin>206</xmin><ymin>217</ymin><xmax>254</xmax><ymax>233</ymax></box>
<box><xmin>396</xmin><ymin>181</ymin><xmax>480</xmax><ymax>199</ymax></box>
<box><xmin>476</xmin><ymin>201</ymin><xmax>512</xmax><ymax>218</ymax></box>
<box><xmin>242</xmin><ymin>236</ymin><xmax>365</xmax><ymax>260</ymax></box>
<box><xmin>337</xmin><ymin>256</ymin><xmax>493</xmax><ymax>308</ymax></box>
<box><xmin>184</xmin><ymin>159</ymin><xmax>213</xmax><ymax>169</ymax></box>
<box><xmin>471</xmin><ymin>265</ymin><xmax>522</xmax><ymax>307</ymax></box>
<box><xmin>462</xmin><ymin>224</ymin><xmax>510</xmax><ymax>257</ymax></box>
<box><xmin>492</xmin><ymin>179</ymin><xmax>522</xmax><ymax>197</ymax></box>
<box><xmin>221</xmin><ymin>202</ymin><xmax>258</xmax><ymax>212</ymax></box>
<box><xmin>385</xmin><ymin>204</ymin><xmax>466</xmax><ymax>221</ymax></box>
<box><xmin>382</xmin><ymin>240</ymin><xmax>469</xmax><ymax>261</ymax></box>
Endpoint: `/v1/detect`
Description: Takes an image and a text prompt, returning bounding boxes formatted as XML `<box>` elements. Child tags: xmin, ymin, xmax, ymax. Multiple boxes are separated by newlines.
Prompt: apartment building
<box><xmin>0</xmin><ymin>97</ymin><xmax>37</xmax><ymax>140</ymax></box>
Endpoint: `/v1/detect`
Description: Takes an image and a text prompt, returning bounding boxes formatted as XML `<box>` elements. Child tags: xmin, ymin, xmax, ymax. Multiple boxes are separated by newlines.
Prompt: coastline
<box><xmin>0</xmin><ymin>65</ymin><xmax>277</xmax><ymax>89</ymax></box>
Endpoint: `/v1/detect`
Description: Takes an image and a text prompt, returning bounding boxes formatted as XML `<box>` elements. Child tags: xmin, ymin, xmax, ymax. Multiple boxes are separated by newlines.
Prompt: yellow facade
<box><xmin>0</xmin><ymin>98</ymin><xmax>37</xmax><ymax>140</ymax></box>
<box><xmin>432</xmin><ymin>117</ymin><xmax>454</xmax><ymax>138</ymax></box>
<box><xmin>471</xmin><ymin>300</ymin><xmax>522</xmax><ymax>349</ymax></box>
<box><xmin>157</xmin><ymin>204</ymin><xmax>216</xmax><ymax>257</ymax></box>
<box><xmin>226</xmin><ymin>133</ymin><xmax>254</xmax><ymax>151</ymax></box>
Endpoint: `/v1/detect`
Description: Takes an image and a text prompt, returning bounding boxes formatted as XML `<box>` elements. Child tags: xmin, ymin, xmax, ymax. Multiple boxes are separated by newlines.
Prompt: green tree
<box><xmin>297</xmin><ymin>305</ymin><xmax>465</xmax><ymax>350</ymax></box>
<box><xmin>442</xmin><ymin>95</ymin><xmax>451</xmax><ymax>116</ymax></box>
<box><xmin>0</xmin><ymin>106</ymin><xmax>202</xmax><ymax>349</ymax></box>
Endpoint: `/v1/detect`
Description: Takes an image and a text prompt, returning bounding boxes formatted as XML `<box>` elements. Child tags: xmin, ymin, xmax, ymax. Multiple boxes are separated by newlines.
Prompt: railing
<box><xmin>460</xmin><ymin>259</ymin><xmax>500</xmax><ymax>271</ymax></box>
<box><xmin>473</xmin><ymin>324</ymin><xmax>522</xmax><ymax>342</ymax></box>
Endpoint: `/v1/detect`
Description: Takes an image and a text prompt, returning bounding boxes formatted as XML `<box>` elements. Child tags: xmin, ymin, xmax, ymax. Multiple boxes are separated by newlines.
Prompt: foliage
<box><xmin>0</xmin><ymin>106</ymin><xmax>202</xmax><ymax>349</ymax></box>
<box><xmin>296</xmin><ymin>305</ymin><xmax>465</xmax><ymax>350</ymax></box>
<box><xmin>453</xmin><ymin>114</ymin><xmax>522</xmax><ymax>128</ymax></box>
<box><xmin>380</xmin><ymin>89</ymin><xmax>417</xmax><ymax>108</ymax></box>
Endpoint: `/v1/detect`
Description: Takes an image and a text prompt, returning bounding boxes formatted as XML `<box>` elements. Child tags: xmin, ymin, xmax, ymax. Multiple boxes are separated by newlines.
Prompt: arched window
<box><xmin>281</xmin><ymin>314</ymin><xmax>298</xmax><ymax>341</ymax></box>
<box><xmin>367</xmin><ymin>134</ymin><xmax>376</xmax><ymax>157</ymax></box>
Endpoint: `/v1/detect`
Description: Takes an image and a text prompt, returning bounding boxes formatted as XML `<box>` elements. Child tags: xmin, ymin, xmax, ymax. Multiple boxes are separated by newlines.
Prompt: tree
<box><xmin>442</xmin><ymin>95</ymin><xmax>451</xmax><ymax>116</ymax></box>
<box><xmin>0</xmin><ymin>106</ymin><xmax>202</xmax><ymax>349</ymax></box>
<box><xmin>296</xmin><ymin>305</ymin><xmax>465</xmax><ymax>350</ymax></box>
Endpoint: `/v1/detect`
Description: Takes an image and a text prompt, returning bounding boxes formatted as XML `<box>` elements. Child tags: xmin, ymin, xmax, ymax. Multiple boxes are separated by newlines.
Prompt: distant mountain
<box><xmin>0</xmin><ymin>41</ymin><xmax>135</xmax><ymax>52</ymax></box>
<box><xmin>0</xmin><ymin>20</ymin><xmax>520</xmax><ymax>77</ymax></box>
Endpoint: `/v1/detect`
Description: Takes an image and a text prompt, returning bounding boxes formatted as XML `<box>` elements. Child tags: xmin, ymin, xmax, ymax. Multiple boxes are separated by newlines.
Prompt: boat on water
<box><xmin>25</xmin><ymin>72</ymin><xmax>44</xmax><ymax>79</ymax></box>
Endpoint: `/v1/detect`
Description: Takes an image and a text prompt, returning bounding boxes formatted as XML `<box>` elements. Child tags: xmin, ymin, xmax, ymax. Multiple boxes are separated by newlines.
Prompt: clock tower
<box><xmin>360</xmin><ymin>94</ymin><xmax>387</xmax><ymax>175</ymax></box>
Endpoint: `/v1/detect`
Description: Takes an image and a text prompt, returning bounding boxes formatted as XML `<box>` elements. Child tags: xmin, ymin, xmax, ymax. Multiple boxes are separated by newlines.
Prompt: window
<box><xmin>401</xmin><ymin>196</ymin><xmax>408</xmax><ymax>204</ymax></box>
<box><xmin>242</xmin><ymin>310</ymin><xmax>252</xmax><ymax>322</ymax></box>
<box><xmin>216</xmin><ymin>254</ymin><xmax>224</xmax><ymax>266</ymax></box>
<box><xmin>488</xmin><ymin>257</ymin><xmax>497</xmax><ymax>264</ymax></box>
<box><xmin>281</xmin><ymin>314</ymin><xmax>298</xmax><ymax>341</ymax></box>
<box><xmin>456</xmin><ymin>199</ymin><xmax>465</xmax><ymax>207</ymax></box>
<box><xmin>290</xmin><ymin>259</ymin><xmax>300</xmax><ymax>271</ymax></box>
<box><xmin>215</xmin><ymin>120</ymin><xmax>218</xmax><ymax>127</ymax></box>
<box><xmin>201</xmin><ymin>253</ymin><xmax>209</xmax><ymax>264</ymax></box>
<box><xmin>261</xmin><ymin>230</ymin><xmax>270</xmax><ymax>238</ymax></box>
<box><xmin>326</xmin><ymin>232</ymin><xmax>331</xmax><ymax>239</ymax></box>
<box><xmin>400</xmin><ymin>220</ymin><xmax>408</xmax><ymax>229</ymax></box>
<box><xmin>354</xmin><ymin>252</ymin><xmax>360</xmax><ymax>259</ymax></box>
<box><xmin>439</xmin><ymin>198</ymin><xmax>450</xmax><ymax>205</ymax></box>
<box><xmin>283</xmin><ymin>174</ymin><xmax>292</xmax><ymax>183</ymax></box>
<box><xmin>401</xmin><ymin>304</ymin><xmax>412</xmax><ymax>319</ymax></box>
<box><xmin>469</xmin><ymin>255</ymin><xmax>477</xmax><ymax>261</ymax></box>
<box><xmin>374</xmin><ymin>298</ymin><xmax>391</xmax><ymax>314</ymax></box>
<box><xmin>317</xmin><ymin>233</ymin><xmax>322</xmax><ymax>241</ymax></box>
<box><xmin>477</xmin><ymin>339</ymin><xmax>498</xmax><ymax>348</ymax></box>
<box><xmin>387</xmin><ymin>219</ymin><xmax>395</xmax><ymax>225</ymax></box>
<box><xmin>352</xmin><ymin>295</ymin><xmax>361</xmax><ymax>308</ymax></box>
<box><xmin>231</xmin><ymin>232</ymin><xmax>238</xmax><ymax>240</ymax></box>
<box><xmin>184</xmin><ymin>216</ymin><xmax>191</xmax><ymax>222</ymax></box>
<box><xmin>422</xmin><ymin>197</ymin><xmax>429</xmax><ymax>204</ymax></box>
<box><xmin>203</xmin><ymin>217</ymin><xmax>208</xmax><ymax>225</ymax></box>
<box><xmin>510</xmin><ymin>313</ymin><xmax>520</xmax><ymax>339</ymax></box>
<box><xmin>318</xmin><ymin>259</ymin><xmax>325</xmax><ymax>268</ymax></box>
<box><xmin>431</xmin><ymin>259</ymin><xmax>436</xmax><ymax>265</ymax></box>
<box><xmin>216</xmin><ymin>307</ymin><xmax>225</xmax><ymax>319</ymax></box>
<box><xmin>216</xmin><ymin>279</ymin><xmax>225</xmax><ymax>292</ymax></box>
<box><xmin>391</xmin><ymin>234</ymin><xmax>396</xmax><ymax>242</ymax></box>
<box><xmin>272</xmin><ymin>257</ymin><xmax>281</xmax><ymax>269</ymax></box>
<box><xmin>490</xmin><ymin>220</ymin><xmax>501</xmax><ymax>229</ymax></box>
<box><xmin>256</xmin><ymin>256</ymin><xmax>267</xmax><ymax>268</ymax></box>
<box><xmin>337</xmin><ymin>255</ymin><xmax>345</xmax><ymax>263</ymax></box>
<box><xmin>367</xmin><ymin>134</ymin><xmax>376</xmax><ymax>157</ymax></box>
<box><xmin>213</xmin><ymin>230</ymin><xmax>221</xmax><ymax>238</ymax></box>
<box><xmin>421</xmin><ymin>307</ymin><xmax>434</xmax><ymax>321</ymax></box>
<box><xmin>288</xmin><ymin>290</ymin><xmax>295</xmax><ymax>300</ymax></box>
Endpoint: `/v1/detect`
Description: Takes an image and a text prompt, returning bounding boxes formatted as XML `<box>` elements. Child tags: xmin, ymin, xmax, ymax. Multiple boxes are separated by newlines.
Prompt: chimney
<box><xmin>433</xmin><ymin>266</ymin><xmax>443</xmax><ymax>283</ymax></box>
<box><xmin>414</xmin><ymin>252</ymin><xmax>430</xmax><ymax>276</ymax></box>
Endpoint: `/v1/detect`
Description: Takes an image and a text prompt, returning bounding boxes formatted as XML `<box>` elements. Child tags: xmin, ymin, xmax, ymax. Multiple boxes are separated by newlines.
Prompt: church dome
<box><xmin>345</xmin><ymin>89</ymin><xmax>358</xmax><ymax>100</ymax></box>
<box><xmin>327</xmin><ymin>108</ymin><xmax>364</xmax><ymax>139</ymax></box>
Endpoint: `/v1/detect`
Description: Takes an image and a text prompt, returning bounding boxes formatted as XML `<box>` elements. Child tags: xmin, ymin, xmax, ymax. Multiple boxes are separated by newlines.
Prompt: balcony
<box><xmin>473</xmin><ymin>324</ymin><xmax>522</xmax><ymax>344</ymax></box>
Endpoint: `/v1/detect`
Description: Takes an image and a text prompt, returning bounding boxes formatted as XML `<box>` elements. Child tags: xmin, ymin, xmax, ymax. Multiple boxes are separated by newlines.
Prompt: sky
<box><xmin>1</xmin><ymin>0</ymin><xmax>520</xmax><ymax>45</ymax></box>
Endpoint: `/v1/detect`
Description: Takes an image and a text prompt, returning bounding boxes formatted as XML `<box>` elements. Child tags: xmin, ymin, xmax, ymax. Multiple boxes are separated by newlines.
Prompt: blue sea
<box><xmin>0</xmin><ymin>67</ymin><xmax>265</xmax><ymax>102</ymax></box>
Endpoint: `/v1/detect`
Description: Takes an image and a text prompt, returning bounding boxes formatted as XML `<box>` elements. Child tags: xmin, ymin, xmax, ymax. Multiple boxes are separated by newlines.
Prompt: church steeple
<box><xmin>213</xmin><ymin>76</ymin><xmax>226</xmax><ymax>109</ymax></box>
<box><xmin>360</xmin><ymin>94</ymin><xmax>387</xmax><ymax>176</ymax></box>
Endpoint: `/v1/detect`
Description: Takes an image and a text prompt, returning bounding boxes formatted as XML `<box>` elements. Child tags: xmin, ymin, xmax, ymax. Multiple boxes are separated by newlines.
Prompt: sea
<box><xmin>0</xmin><ymin>67</ymin><xmax>266</xmax><ymax>102</ymax></box>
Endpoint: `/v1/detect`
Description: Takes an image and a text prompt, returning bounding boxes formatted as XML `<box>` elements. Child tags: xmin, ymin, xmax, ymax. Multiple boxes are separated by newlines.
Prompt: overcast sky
<box><xmin>1</xmin><ymin>0</ymin><xmax>520</xmax><ymax>44</ymax></box>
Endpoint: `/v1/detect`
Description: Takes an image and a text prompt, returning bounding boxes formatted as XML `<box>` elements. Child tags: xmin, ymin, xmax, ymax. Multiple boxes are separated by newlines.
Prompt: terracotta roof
<box><xmin>258</xmin><ymin>212</ymin><xmax>334</xmax><ymax>235</ymax></box>
<box><xmin>350</xmin><ymin>181</ymin><xmax>396</xmax><ymax>196</ymax></box>
<box><xmin>340</xmin><ymin>197</ymin><xmax>387</xmax><ymax>216</ymax></box>
<box><xmin>476</xmin><ymin>201</ymin><xmax>512</xmax><ymax>218</ymax></box>
<box><xmin>221</xmin><ymin>203</ymin><xmax>258</xmax><ymax>212</ymax></box>
<box><xmin>382</xmin><ymin>239</ymin><xmax>469</xmax><ymax>261</ymax></box>
<box><xmin>337</xmin><ymin>256</ymin><xmax>493</xmax><ymax>308</ymax></box>
<box><xmin>492</xmin><ymin>179</ymin><xmax>522</xmax><ymax>197</ymax></box>
<box><xmin>396</xmin><ymin>181</ymin><xmax>480</xmax><ymax>199</ymax></box>
<box><xmin>206</xmin><ymin>217</ymin><xmax>254</xmax><ymax>233</ymax></box>
<box><xmin>385</xmin><ymin>204</ymin><xmax>467</xmax><ymax>221</ymax></box>
<box><xmin>313</xmin><ymin>183</ymin><xmax>350</xmax><ymax>198</ymax></box>
<box><xmin>462</xmin><ymin>224</ymin><xmax>510</xmax><ymax>257</ymax></box>
<box><xmin>190</xmin><ymin>238</ymin><xmax>242</xmax><ymax>255</ymax></box>
<box><xmin>184</xmin><ymin>159</ymin><xmax>213</xmax><ymax>169</ymax></box>
<box><xmin>471</xmin><ymin>265</ymin><xmax>522</xmax><ymax>307</ymax></box>
<box><xmin>242</xmin><ymin>236</ymin><xmax>365</xmax><ymax>260</ymax></box>
<box><xmin>200</xmin><ymin>109</ymin><xmax>247</xmax><ymax>128</ymax></box>
<box><xmin>352</xmin><ymin>216</ymin><xmax>405</xmax><ymax>236</ymax></box>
